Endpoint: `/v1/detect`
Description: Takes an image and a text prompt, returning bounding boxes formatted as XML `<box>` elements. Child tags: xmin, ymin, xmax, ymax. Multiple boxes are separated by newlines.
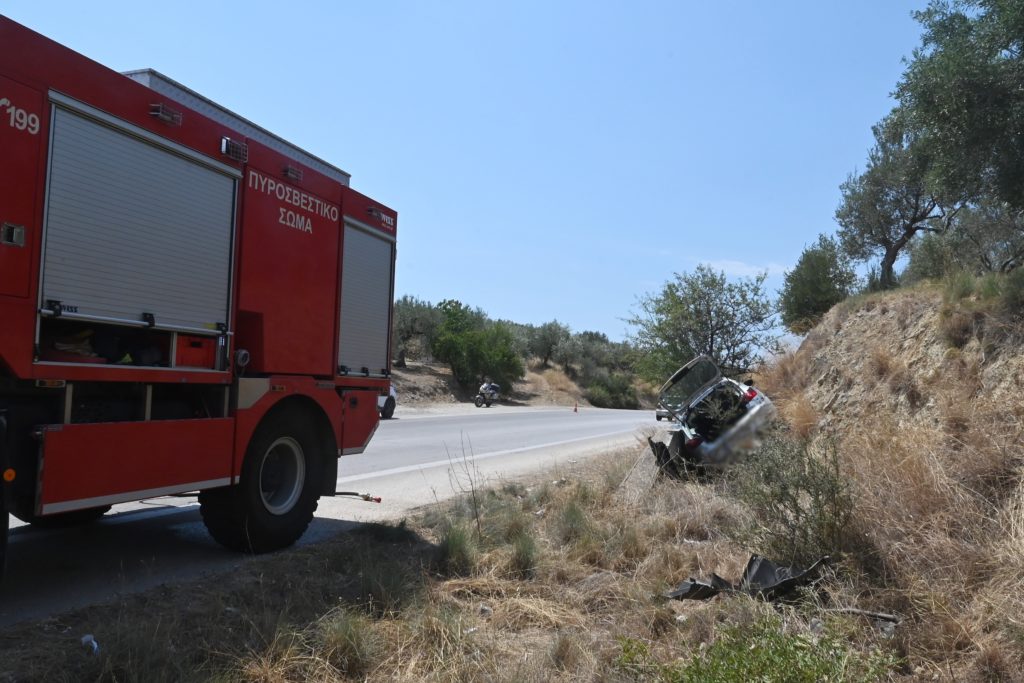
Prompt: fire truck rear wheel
<box><xmin>200</xmin><ymin>407</ymin><xmax>320</xmax><ymax>553</ymax></box>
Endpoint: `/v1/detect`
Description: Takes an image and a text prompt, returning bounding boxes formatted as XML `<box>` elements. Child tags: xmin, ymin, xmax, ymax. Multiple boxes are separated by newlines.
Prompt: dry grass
<box><xmin>0</xmin><ymin>442</ymin><xmax>902</xmax><ymax>681</ymax></box>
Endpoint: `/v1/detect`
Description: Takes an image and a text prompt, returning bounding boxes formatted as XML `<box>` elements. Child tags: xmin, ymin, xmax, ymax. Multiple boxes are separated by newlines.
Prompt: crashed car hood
<box><xmin>657</xmin><ymin>355</ymin><xmax>722</xmax><ymax>420</ymax></box>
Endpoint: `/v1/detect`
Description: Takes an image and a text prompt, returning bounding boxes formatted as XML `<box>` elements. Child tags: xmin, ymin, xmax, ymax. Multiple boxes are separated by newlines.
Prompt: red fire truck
<box><xmin>0</xmin><ymin>16</ymin><xmax>396</xmax><ymax>570</ymax></box>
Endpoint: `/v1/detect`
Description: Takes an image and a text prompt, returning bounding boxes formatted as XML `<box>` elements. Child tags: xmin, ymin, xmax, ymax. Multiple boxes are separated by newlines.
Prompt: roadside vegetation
<box><xmin>0</xmin><ymin>437</ymin><xmax>903</xmax><ymax>682</ymax></box>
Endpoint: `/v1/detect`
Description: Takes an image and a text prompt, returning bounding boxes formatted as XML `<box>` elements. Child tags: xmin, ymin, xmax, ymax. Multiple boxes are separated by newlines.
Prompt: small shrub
<box><xmin>887</xmin><ymin>365</ymin><xmax>922</xmax><ymax>409</ymax></box>
<box><xmin>550</xmin><ymin>631</ymin><xmax>589</xmax><ymax>671</ymax></box>
<box><xmin>940</xmin><ymin>308</ymin><xmax>977</xmax><ymax>348</ymax></box>
<box><xmin>355</xmin><ymin>553</ymin><xmax>417</xmax><ymax>615</ymax></box>
<box><xmin>508</xmin><ymin>531</ymin><xmax>539</xmax><ymax>577</ymax></box>
<box><xmin>438</xmin><ymin>522</ymin><xmax>478</xmax><ymax>576</ymax></box>
<box><xmin>868</xmin><ymin>346</ymin><xmax>893</xmax><ymax>379</ymax></box>
<box><xmin>727</xmin><ymin>432</ymin><xmax>853</xmax><ymax>564</ymax></box>
<box><xmin>1000</xmin><ymin>267</ymin><xmax>1024</xmax><ymax>319</ymax></box>
<box><xmin>320</xmin><ymin>610</ymin><xmax>378</xmax><ymax>677</ymax></box>
<box><xmin>944</xmin><ymin>271</ymin><xmax>976</xmax><ymax>303</ymax></box>
<box><xmin>556</xmin><ymin>501</ymin><xmax>592</xmax><ymax>546</ymax></box>
<box><xmin>675</xmin><ymin>614</ymin><xmax>900</xmax><ymax>682</ymax></box>
<box><xmin>783</xmin><ymin>396</ymin><xmax>819</xmax><ymax>439</ymax></box>
<box><xmin>978</xmin><ymin>272</ymin><xmax>1003</xmax><ymax>300</ymax></box>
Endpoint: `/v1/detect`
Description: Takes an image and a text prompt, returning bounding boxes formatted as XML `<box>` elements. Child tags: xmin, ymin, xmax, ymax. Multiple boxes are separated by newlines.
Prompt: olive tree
<box><xmin>779</xmin><ymin>235</ymin><xmax>856</xmax><ymax>334</ymax></box>
<box><xmin>627</xmin><ymin>265</ymin><xmax>780</xmax><ymax>382</ymax></box>
<box><xmin>835</xmin><ymin>111</ymin><xmax>955</xmax><ymax>289</ymax></box>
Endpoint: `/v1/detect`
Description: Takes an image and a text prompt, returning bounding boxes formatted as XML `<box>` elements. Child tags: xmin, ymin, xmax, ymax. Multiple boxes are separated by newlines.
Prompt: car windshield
<box><xmin>659</xmin><ymin>357</ymin><xmax>721</xmax><ymax>413</ymax></box>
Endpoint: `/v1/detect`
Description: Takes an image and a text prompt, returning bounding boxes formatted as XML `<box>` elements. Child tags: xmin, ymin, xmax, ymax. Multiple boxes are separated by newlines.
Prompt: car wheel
<box><xmin>655</xmin><ymin>414</ymin><xmax>663</xmax><ymax>421</ymax></box>
<box><xmin>200</xmin><ymin>407</ymin><xmax>320</xmax><ymax>553</ymax></box>
<box><xmin>380</xmin><ymin>396</ymin><xmax>396</xmax><ymax>420</ymax></box>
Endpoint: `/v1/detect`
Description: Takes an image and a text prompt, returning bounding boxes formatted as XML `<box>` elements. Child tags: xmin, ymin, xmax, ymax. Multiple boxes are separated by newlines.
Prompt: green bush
<box><xmin>779</xmin><ymin>234</ymin><xmax>856</xmax><ymax>334</ymax></box>
<box><xmin>726</xmin><ymin>433</ymin><xmax>853</xmax><ymax>565</ymax></box>
<box><xmin>508</xmin><ymin>532</ymin><xmax>539</xmax><ymax>577</ymax></box>
<box><xmin>1000</xmin><ymin>267</ymin><xmax>1024</xmax><ymax>318</ymax></box>
<box><xmin>943</xmin><ymin>271</ymin><xmax>976</xmax><ymax>303</ymax></box>
<box><xmin>320</xmin><ymin>610</ymin><xmax>378</xmax><ymax>677</ymax></box>
<box><xmin>437</xmin><ymin>522</ymin><xmax>478</xmax><ymax>576</ymax></box>
<box><xmin>674</xmin><ymin>615</ymin><xmax>899</xmax><ymax>683</ymax></box>
<box><xmin>584</xmin><ymin>371</ymin><xmax>639</xmax><ymax>409</ymax></box>
<box><xmin>615</xmin><ymin>614</ymin><xmax>899</xmax><ymax>682</ymax></box>
<box><xmin>556</xmin><ymin>501</ymin><xmax>592</xmax><ymax>546</ymax></box>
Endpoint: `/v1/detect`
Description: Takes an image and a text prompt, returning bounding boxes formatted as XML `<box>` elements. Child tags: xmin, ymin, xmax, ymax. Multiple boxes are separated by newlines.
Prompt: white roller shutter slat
<box><xmin>42</xmin><ymin>107</ymin><xmax>234</xmax><ymax>333</ymax></box>
<box><xmin>338</xmin><ymin>223</ymin><xmax>393</xmax><ymax>377</ymax></box>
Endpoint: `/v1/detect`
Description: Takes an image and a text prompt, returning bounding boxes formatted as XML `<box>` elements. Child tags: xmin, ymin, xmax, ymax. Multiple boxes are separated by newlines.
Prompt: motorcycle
<box><xmin>474</xmin><ymin>382</ymin><xmax>500</xmax><ymax>408</ymax></box>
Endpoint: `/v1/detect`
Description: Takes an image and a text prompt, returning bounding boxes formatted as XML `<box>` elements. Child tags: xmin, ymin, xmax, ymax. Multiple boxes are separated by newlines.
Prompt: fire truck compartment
<box><xmin>36</xmin><ymin>417</ymin><xmax>234</xmax><ymax>515</ymax></box>
<box><xmin>338</xmin><ymin>222</ymin><xmax>395</xmax><ymax>378</ymax></box>
<box><xmin>40</xmin><ymin>97</ymin><xmax>236</xmax><ymax>336</ymax></box>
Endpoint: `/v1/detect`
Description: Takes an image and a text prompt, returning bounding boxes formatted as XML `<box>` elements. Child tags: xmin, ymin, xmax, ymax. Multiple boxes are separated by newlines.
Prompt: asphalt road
<box><xmin>0</xmin><ymin>404</ymin><xmax>650</xmax><ymax>628</ymax></box>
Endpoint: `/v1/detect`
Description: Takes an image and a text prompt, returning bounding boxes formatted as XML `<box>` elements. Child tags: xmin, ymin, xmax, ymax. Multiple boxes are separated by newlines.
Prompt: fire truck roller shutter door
<box><xmin>41</xmin><ymin>102</ymin><xmax>236</xmax><ymax>334</ymax></box>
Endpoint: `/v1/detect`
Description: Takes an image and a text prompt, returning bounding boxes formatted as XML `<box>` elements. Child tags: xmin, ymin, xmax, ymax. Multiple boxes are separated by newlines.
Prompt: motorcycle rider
<box><xmin>479</xmin><ymin>378</ymin><xmax>500</xmax><ymax>397</ymax></box>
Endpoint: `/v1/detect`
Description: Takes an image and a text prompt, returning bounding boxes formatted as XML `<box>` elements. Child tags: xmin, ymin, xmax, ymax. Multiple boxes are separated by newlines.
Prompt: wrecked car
<box><xmin>654</xmin><ymin>355</ymin><xmax>777</xmax><ymax>469</ymax></box>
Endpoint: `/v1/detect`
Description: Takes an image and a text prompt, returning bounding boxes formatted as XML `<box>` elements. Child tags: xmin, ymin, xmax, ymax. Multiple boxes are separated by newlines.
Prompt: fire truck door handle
<box><xmin>1</xmin><ymin>223</ymin><xmax>26</xmax><ymax>248</ymax></box>
<box><xmin>349</xmin><ymin>397</ymin><xmax>358</xmax><ymax>408</ymax></box>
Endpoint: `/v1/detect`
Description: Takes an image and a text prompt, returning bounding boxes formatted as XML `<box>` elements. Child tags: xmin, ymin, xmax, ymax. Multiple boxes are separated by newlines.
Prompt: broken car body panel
<box><xmin>656</xmin><ymin>355</ymin><xmax>777</xmax><ymax>467</ymax></box>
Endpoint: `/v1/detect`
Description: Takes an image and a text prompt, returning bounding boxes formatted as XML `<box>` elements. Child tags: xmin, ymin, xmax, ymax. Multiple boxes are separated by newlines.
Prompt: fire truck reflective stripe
<box><xmin>39</xmin><ymin>477</ymin><xmax>233</xmax><ymax>515</ymax></box>
<box><xmin>41</xmin><ymin>106</ymin><xmax>236</xmax><ymax>333</ymax></box>
<box><xmin>338</xmin><ymin>221</ymin><xmax>394</xmax><ymax>377</ymax></box>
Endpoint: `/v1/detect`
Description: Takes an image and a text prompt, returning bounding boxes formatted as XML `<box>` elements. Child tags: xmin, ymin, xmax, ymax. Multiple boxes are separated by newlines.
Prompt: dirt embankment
<box><xmin>762</xmin><ymin>284</ymin><xmax>1024</xmax><ymax>680</ymax></box>
<box><xmin>784</xmin><ymin>287</ymin><xmax>1024</xmax><ymax>433</ymax></box>
<box><xmin>391</xmin><ymin>361</ymin><xmax>589</xmax><ymax>408</ymax></box>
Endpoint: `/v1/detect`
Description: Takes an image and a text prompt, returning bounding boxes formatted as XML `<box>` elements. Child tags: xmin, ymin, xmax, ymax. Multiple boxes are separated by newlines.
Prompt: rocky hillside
<box><xmin>761</xmin><ymin>283</ymin><xmax>1024</xmax><ymax>680</ymax></box>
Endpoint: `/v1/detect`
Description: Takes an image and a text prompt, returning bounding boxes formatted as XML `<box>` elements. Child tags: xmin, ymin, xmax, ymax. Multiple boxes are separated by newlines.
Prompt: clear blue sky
<box><xmin>4</xmin><ymin>1</ymin><xmax>926</xmax><ymax>341</ymax></box>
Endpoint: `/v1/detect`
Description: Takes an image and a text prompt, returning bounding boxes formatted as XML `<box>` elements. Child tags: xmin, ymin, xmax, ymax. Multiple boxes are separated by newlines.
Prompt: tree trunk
<box><xmin>880</xmin><ymin>246</ymin><xmax>900</xmax><ymax>289</ymax></box>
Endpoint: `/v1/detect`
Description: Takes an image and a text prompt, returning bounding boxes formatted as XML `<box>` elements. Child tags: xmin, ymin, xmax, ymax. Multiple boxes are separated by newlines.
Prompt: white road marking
<box><xmin>337</xmin><ymin>428</ymin><xmax>638</xmax><ymax>484</ymax></box>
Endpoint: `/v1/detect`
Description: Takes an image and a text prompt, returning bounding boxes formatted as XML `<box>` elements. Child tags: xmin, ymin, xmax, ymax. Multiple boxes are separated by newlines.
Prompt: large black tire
<box><xmin>17</xmin><ymin>505</ymin><xmax>111</xmax><ymax>529</ymax></box>
<box><xmin>474</xmin><ymin>395</ymin><xmax>484</xmax><ymax>408</ymax></box>
<box><xmin>199</xmin><ymin>407</ymin><xmax>321</xmax><ymax>553</ymax></box>
<box><xmin>380</xmin><ymin>396</ymin><xmax>396</xmax><ymax>420</ymax></box>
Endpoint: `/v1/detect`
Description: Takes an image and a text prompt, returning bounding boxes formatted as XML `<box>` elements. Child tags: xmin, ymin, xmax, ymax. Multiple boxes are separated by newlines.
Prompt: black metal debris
<box><xmin>667</xmin><ymin>555</ymin><xmax>830</xmax><ymax>602</ymax></box>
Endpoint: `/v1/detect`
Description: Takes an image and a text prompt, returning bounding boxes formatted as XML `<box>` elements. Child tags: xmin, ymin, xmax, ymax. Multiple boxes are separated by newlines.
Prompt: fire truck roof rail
<box><xmin>122</xmin><ymin>69</ymin><xmax>352</xmax><ymax>187</ymax></box>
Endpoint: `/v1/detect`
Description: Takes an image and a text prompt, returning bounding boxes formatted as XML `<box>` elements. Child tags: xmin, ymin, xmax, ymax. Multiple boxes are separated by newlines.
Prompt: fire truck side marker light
<box><xmin>3</xmin><ymin>469</ymin><xmax>16</xmax><ymax>483</ymax></box>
